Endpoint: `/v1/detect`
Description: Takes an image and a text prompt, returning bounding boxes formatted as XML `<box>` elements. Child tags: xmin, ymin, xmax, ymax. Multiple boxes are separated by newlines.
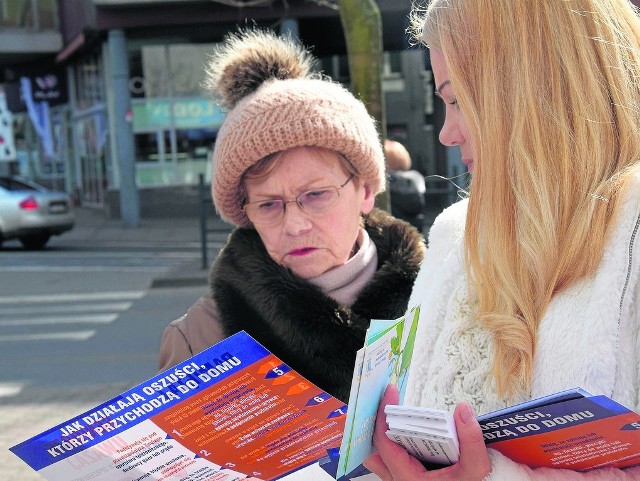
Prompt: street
<box><xmin>0</xmin><ymin>231</ymin><xmax>216</xmax><ymax>481</ymax></box>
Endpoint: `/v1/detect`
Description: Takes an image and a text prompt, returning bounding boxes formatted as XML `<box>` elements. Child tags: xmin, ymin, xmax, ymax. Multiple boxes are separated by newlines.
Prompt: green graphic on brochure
<box><xmin>337</xmin><ymin>305</ymin><xmax>420</xmax><ymax>478</ymax></box>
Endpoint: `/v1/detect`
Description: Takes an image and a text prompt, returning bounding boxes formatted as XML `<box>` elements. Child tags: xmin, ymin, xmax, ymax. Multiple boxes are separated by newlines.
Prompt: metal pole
<box><xmin>108</xmin><ymin>29</ymin><xmax>140</xmax><ymax>226</ymax></box>
<box><xmin>199</xmin><ymin>173</ymin><xmax>208</xmax><ymax>270</ymax></box>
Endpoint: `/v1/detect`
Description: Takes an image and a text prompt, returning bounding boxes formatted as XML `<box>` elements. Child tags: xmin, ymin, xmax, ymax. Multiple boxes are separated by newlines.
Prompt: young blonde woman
<box><xmin>365</xmin><ymin>0</ymin><xmax>640</xmax><ymax>480</ymax></box>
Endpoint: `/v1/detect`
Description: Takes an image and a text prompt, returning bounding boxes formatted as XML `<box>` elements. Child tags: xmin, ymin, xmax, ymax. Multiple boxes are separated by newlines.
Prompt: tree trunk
<box><xmin>338</xmin><ymin>0</ymin><xmax>390</xmax><ymax>212</ymax></box>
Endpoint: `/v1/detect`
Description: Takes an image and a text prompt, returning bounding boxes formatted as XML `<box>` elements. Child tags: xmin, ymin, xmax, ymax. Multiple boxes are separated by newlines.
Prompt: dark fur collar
<box><xmin>210</xmin><ymin>209</ymin><xmax>425</xmax><ymax>401</ymax></box>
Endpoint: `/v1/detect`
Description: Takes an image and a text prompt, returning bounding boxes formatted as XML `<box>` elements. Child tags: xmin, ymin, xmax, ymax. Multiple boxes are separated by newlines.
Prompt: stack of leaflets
<box><xmin>333</xmin><ymin>306</ymin><xmax>421</xmax><ymax>479</ymax></box>
<box><xmin>383</xmin><ymin>387</ymin><xmax>640</xmax><ymax>471</ymax></box>
<box><xmin>384</xmin><ymin>405</ymin><xmax>459</xmax><ymax>466</ymax></box>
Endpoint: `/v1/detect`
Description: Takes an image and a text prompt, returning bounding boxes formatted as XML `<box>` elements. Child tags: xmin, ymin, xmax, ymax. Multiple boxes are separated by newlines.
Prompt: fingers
<box><xmin>367</xmin><ymin>395</ymin><xmax>492</xmax><ymax>481</ymax></box>
<box><xmin>364</xmin><ymin>385</ymin><xmax>403</xmax><ymax>481</ymax></box>
<box><xmin>383</xmin><ymin>383</ymin><xmax>401</xmax><ymax>405</ymax></box>
<box><xmin>450</xmin><ymin>402</ymin><xmax>491</xmax><ymax>480</ymax></box>
<box><xmin>363</xmin><ymin>453</ymin><xmax>393</xmax><ymax>481</ymax></box>
<box><xmin>371</xmin><ymin>384</ymin><xmax>399</xmax><ymax>448</ymax></box>
<box><xmin>370</xmin><ymin>385</ymin><xmax>429</xmax><ymax>480</ymax></box>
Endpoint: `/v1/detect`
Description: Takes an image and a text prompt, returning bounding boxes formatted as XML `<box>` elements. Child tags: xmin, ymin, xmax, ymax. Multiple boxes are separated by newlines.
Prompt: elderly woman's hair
<box><xmin>412</xmin><ymin>0</ymin><xmax>640</xmax><ymax>398</ymax></box>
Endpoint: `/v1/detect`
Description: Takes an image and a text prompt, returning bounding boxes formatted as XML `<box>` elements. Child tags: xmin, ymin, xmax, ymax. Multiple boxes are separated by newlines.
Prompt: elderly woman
<box><xmin>158</xmin><ymin>28</ymin><xmax>426</xmax><ymax>402</ymax></box>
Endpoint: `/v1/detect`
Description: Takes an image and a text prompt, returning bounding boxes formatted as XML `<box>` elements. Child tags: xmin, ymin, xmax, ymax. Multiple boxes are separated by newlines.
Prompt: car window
<box><xmin>0</xmin><ymin>177</ymin><xmax>40</xmax><ymax>191</ymax></box>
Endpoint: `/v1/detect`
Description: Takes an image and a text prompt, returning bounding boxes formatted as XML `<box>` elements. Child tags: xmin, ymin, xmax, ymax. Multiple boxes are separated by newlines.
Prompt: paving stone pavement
<box><xmin>1</xmin><ymin>384</ymin><xmax>131</xmax><ymax>480</ymax></box>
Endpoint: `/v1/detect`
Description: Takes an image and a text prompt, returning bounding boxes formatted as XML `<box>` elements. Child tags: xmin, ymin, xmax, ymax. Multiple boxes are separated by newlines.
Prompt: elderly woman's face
<box><xmin>244</xmin><ymin>146</ymin><xmax>375</xmax><ymax>279</ymax></box>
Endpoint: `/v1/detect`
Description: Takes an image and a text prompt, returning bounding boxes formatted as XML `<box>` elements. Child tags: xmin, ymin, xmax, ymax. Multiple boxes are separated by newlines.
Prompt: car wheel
<box><xmin>20</xmin><ymin>234</ymin><xmax>51</xmax><ymax>250</ymax></box>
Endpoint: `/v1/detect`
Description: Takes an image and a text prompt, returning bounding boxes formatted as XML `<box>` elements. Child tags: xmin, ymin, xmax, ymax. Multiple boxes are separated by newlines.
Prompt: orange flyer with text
<box><xmin>10</xmin><ymin>331</ymin><xmax>348</xmax><ymax>481</ymax></box>
<box><xmin>478</xmin><ymin>392</ymin><xmax>640</xmax><ymax>471</ymax></box>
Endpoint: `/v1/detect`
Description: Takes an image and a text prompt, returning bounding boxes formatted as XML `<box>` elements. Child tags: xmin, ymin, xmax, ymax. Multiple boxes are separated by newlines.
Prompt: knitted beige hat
<box><xmin>204</xmin><ymin>28</ymin><xmax>385</xmax><ymax>227</ymax></box>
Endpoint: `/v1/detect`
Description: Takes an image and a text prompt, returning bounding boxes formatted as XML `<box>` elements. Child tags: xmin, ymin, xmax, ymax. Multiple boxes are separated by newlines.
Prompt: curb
<box><xmin>149</xmin><ymin>257</ymin><xmax>209</xmax><ymax>289</ymax></box>
<box><xmin>150</xmin><ymin>277</ymin><xmax>208</xmax><ymax>288</ymax></box>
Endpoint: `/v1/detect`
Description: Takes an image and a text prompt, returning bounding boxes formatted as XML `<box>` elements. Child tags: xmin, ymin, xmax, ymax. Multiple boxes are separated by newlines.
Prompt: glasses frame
<box><xmin>243</xmin><ymin>173</ymin><xmax>355</xmax><ymax>226</ymax></box>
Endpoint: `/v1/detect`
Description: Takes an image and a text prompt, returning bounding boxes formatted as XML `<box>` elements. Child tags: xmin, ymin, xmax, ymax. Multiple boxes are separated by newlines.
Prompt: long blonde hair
<box><xmin>412</xmin><ymin>0</ymin><xmax>640</xmax><ymax>397</ymax></box>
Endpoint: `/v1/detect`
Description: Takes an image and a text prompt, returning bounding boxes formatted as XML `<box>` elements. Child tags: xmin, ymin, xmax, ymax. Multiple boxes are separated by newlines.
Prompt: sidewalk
<box><xmin>2</xmin><ymin>207</ymin><xmax>234</xmax><ymax>480</ymax></box>
<box><xmin>56</xmin><ymin>206</ymin><xmax>234</xmax><ymax>287</ymax></box>
<box><xmin>1</xmin><ymin>384</ymin><xmax>135</xmax><ymax>481</ymax></box>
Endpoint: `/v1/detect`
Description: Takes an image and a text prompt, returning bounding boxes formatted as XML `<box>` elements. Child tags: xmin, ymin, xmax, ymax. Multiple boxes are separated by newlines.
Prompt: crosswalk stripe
<box><xmin>5</xmin><ymin>250</ymin><xmax>200</xmax><ymax>259</ymax></box>
<box><xmin>0</xmin><ymin>382</ymin><xmax>24</xmax><ymax>398</ymax></box>
<box><xmin>0</xmin><ymin>302</ymin><xmax>133</xmax><ymax>315</ymax></box>
<box><xmin>0</xmin><ymin>291</ymin><xmax>145</xmax><ymax>304</ymax></box>
<box><xmin>0</xmin><ymin>330</ymin><xmax>96</xmax><ymax>341</ymax></box>
<box><xmin>0</xmin><ymin>292</ymin><xmax>140</xmax><ymax>344</ymax></box>
<box><xmin>0</xmin><ymin>266</ymin><xmax>171</xmax><ymax>272</ymax></box>
<box><xmin>0</xmin><ymin>314</ymin><xmax>119</xmax><ymax>326</ymax></box>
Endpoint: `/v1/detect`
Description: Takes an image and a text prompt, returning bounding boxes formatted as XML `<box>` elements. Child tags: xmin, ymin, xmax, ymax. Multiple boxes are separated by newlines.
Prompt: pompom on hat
<box><xmin>205</xmin><ymin>28</ymin><xmax>386</xmax><ymax>227</ymax></box>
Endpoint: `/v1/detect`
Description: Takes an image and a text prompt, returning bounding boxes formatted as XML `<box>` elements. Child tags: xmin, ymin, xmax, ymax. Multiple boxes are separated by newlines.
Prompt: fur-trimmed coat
<box><xmin>404</xmin><ymin>174</ymin><xmax>640</xmax><ymax>480</ymax></box>
<box><xmin>159</xmin><ymin>209</ymin><xmax>425</xmax><ymax>402</ymax></box>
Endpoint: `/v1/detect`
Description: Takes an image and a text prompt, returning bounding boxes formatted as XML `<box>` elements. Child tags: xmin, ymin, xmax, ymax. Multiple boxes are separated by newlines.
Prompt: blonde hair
<box><xmin>412</xmin><ymin>0</ymin><xmax>640</xmax><ymax>397</ymax></box>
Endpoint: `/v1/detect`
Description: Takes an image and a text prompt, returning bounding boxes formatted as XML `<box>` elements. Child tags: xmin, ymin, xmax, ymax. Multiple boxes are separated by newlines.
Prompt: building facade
<box><xmin>2</xmin><ymin>0</ymin><xmax>443</xmax><ymax>220</ymax></box>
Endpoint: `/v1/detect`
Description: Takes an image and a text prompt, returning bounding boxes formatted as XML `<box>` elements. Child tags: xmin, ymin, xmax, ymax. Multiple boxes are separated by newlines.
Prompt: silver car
<box><xmin>0</xmin><ymin>176</ymin><xmax>75</xmax><ymax>249</ymax></box>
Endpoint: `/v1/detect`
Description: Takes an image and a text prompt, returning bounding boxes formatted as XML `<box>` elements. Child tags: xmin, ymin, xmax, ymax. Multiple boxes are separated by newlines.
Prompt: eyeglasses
<box><xmin>243</xmin><ymin>174</ymin><xmax>354</xmax><ymax>226</ymax></box>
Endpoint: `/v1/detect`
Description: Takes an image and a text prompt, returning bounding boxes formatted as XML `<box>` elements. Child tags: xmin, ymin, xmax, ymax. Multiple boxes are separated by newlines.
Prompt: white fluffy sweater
<box><xmin>404</xmin><ymin>174</ymin><xmax>640</xmax><ymax>480</ymax></box>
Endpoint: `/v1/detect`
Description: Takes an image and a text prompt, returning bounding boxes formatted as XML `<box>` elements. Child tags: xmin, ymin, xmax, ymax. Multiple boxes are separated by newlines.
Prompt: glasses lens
<box><xmin>298</xmin><ymin>187</ymin><xmax>340</xmax><ymax>214</ymax></box>
<box><xmin>245</xmin><ymin>200</ymin><xmax>283</xmax><ymax>225</ymax></box>
<box><xmin>244</xmin><ymin>180</ymin><xmax>347</xmax><ymax>226</ymax></box>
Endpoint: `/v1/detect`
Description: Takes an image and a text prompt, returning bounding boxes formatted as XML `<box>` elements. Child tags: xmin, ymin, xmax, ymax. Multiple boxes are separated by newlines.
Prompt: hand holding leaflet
<box><xmin>334</xmin><ymin>306</ymin><xmax>421</xmax><ymax>479</ymax></box>
<box><xmin>384</xmin><ymin>405</ymin><xmax>459</xmax><ymax>465</ymax></box>
<box><xmin>384</xmin><ymin>388</ymin><xmax>640</xmax><ymax>471</ymax></box>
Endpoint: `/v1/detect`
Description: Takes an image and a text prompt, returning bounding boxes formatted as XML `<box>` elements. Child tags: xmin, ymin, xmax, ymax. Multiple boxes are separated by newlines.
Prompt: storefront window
<box><xmin>13</xmin><ymin>114</ymin><xmax>36</xmax><ymax>177</ymax></box>
<box><xmin>168</xmin><ymin>44</ymin><xmax>213</xmax><ymax>97</ymax></box>
<box><xmin>176</xmin><ymin>128</ymin><xmax>216</xmax><ymax>161</ymax></box>
<box><xmin>129</xmin><ymin>42</ymin><xmax>224</xmax><ymax>187</ymax></box>
<box><xmin>76</xmin><ymin>113</ymin><xmax>107</xmax><ymax>205</ymax></box>
<box><xmin>73</xmin><ymin>54</ymin><xmax>107</xmax><ymax>205</ymax></box>
<box><xmin>0</xmin><ymin>0</ymin><xmax>58</xmax><ymax>29</ymax></box>
<box><xmin>135</xmin><ymin>132</ymin><xmax>166</xmax><ymax>163</ymax></box>
<box><xmin>140</xmin><ymin>46</ymin><xmax>170</xmax><ymax>98</ymax></box>
<box><xmin>75</xmin><ymin>55</ymin><xmax>104</xmax><ymax>111</ymax></box>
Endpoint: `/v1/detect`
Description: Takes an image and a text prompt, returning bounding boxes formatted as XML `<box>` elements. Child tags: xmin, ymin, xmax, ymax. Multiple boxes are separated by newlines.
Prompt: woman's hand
<box><xmin>363</xmin><ymin>385</ymin><xmax>492</xmax><ymax>481</ymax></box>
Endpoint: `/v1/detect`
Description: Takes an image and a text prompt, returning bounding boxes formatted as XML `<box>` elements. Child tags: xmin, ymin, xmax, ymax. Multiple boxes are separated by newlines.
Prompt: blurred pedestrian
<box><xmin>384</xmin><ymin>139</ymin><xmax>412</xmax><ymax>172</ymax></box>
<box><xmin>385</xmin><ymin>139</ymin><xmax>426</xmax><ymax>231</ymax></box>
